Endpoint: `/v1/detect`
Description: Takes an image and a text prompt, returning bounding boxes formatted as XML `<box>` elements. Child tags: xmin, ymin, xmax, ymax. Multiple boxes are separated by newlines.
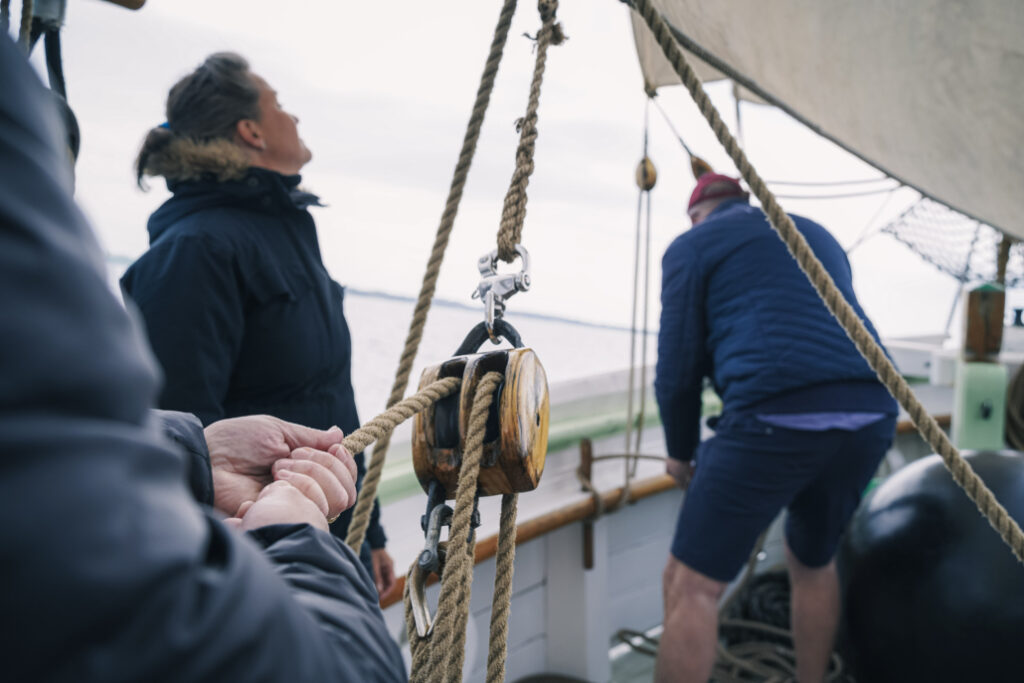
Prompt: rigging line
<box><xmin>845</xmin><ymin>187</ymin><xmax>901</xmax><ymax>255</ymax></box>
<box><xmin>768</xmin><ymin>176</ymin><xmax>893</xmax><ymax>187</ymax></box>
<box><xmin>623</xmin><ymin>159</ymin><xmax>645</xmax><ymax>462</ymax></box>
<box><xmin>632</xmin><ymin>0</ymin><xmax>1024</xmax><ymax>564</ymax></box>
<box><xmin>652</xmin><ymin>89</ymin><xmax>893</xmax><ymax>193</ymax></box>
<box><xmin>645</xmin><ymin>7</ymin><xmax>1008</xmax><ymax>236</ymax></box>
<box><xmin>772</xmin><ymin>184</ymin><xmax>902</xmax><ymax>200</ymax></box>
<box><xmin>733</xmin><ymin>81</ymin><xmax>743</xmax><ymax>148</ymax></box>
<box><xmin>648</xmin><ymin>93</ymin><xmax>696</xmax><ymax>158</ymax></box>
<box><xmin>589</xmin><ymin>453</ymin><xmax>665</xmax><ymax>464</ymax></box>
<box><xmin>642</xmin><ymin>93</ymin><xmax>650</xmax><ymax>154</ymax></box>
<box><xmin>624</xmin><ymin>97</ymin><xmax>651</xmax><ymax>473</ymax></box>
<box><xmin>631</xmin><ymin>186</ymin><xmax>653</xmax><ymax>469</ymax></box>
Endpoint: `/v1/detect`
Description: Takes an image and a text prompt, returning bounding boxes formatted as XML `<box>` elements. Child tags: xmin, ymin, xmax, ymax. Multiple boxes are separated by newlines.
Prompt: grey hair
<box><xmin>135</xmin><ymin>52</ymin><xmax>260</xmax><ymax>188</ymax></box>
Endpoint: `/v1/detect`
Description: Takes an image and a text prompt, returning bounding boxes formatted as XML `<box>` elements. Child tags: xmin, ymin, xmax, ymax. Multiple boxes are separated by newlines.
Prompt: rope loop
<box><xmin>340</xmin><ymin>376</ymin><xmax>460</xmax><ymax>459</ymax></box>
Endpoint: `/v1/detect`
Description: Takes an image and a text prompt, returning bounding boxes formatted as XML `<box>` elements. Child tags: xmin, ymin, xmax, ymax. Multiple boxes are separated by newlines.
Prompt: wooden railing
<box><xmin>380</xmin><ymin>473</ymin><xmax>678</xmax><ymax>609</ymax></box>
<box><xmin>381</xmin><ymin>412</ymin><xmax>952</xmax><ymax>608</ymax></box>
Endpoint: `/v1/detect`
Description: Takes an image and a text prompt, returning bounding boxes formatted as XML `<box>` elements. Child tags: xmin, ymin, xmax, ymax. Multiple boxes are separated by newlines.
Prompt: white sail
<box><xmin>629</xmin><ymin>0</ymin><xmax>1024</xmax><ymax>239</ymax></box>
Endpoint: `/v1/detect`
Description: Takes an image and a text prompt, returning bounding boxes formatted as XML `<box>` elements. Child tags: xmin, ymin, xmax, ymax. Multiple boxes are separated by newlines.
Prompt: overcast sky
<box><xmin>16</xmin><ymin>0</ymin><xmax>983</xmax><ymax>338</ymax></box>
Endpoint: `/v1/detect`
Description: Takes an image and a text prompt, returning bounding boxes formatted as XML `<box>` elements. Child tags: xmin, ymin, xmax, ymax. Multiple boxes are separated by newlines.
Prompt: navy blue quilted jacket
<box><xmin>121</xmin><ymin>167</ymin><xmax>385</xmax><ymax>549</ymax></box>
<box><xmin>655</xmin><ymin>200</ymin><xmax>896</xmax><ymax>461</ymax></box>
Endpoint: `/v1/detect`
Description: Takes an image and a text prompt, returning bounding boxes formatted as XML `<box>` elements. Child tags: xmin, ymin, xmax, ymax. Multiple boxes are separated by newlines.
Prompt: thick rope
<box><xmin>433</xmin><ymin>372</ymin><xmax>503</xmax><ymax>682</ymax></box>
<box><xmin>406</xmin><ymin>372</ymin><xmax>504</xmax><ymax>683</ymax></box>
<box><xmin>17</xmin><ymin>0</ymin><xmax>32</xmax><ymax>53</ymax></box>
<box><xmin>631</xmin><ymin>0</ymin><xmax>1024</xmax><ymax>564</ymax></box>
<box><xmin>341</xmin><ymin>376</ymin><xmax>461</xmax><ymax>455</ymax></box>
<box><xmin>495</xmin><ymin>0</ymin><xmax>565</xmax><ymax>262</ymax></box>
<box><xmin>485</xmin><ymin>493</ymin><xmax>519</xmax><ymax>682</ymax></box>
<box><xmin>345</xmin><ymin>0</ymin><xmax>519</xmax><ymax>551</ymax></box>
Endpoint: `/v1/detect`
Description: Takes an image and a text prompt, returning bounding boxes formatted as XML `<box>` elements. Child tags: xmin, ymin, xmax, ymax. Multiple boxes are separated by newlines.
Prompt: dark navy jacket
<box><xmin>655</xmin><ymin>200</ymin><xmax>896</xmax><ymax>462</ymax></box>
<box><xmin>0</xmin><ymin>35</ymin><xmax>403</xmax><ymax>681</ymax></box>
<box><xmin>120</xmin><ymin>168</ymin><xmax>386</xmax><ymax>549</ymax></box>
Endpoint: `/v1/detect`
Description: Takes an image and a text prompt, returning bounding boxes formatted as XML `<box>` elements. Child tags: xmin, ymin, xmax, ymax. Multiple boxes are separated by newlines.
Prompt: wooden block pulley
<box><xmin>413</xmin><ymin>341</ymin><xmax>549</xmax><ymax>498</ymax></box>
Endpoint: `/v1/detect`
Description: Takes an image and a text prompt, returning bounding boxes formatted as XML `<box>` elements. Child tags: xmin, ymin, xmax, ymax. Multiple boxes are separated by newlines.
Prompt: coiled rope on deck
<box><xmin>630</xmin><ymin>0</ymin><xmax>1024</xmax><ymax>564</ymax></box>
<box><xmin>404</xmin><ymin>373</ymin><xmax>520</xmax><ymax>683</ymax></box>
<box><xmin>345</xmin><ymin>0</ymin><xmax>520</xmax><ymax>551</ymax></box>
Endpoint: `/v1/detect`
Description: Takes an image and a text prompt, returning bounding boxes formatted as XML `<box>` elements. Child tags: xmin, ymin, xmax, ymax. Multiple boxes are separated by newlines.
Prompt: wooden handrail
<box><xmin>380</xmin><ymin>473</ymin><xmax>678</xmax><ymax>608</ymax></box>
<box><xmin>380</xmin><ymin>413</ymin><xmax>950</xmax><ymax>608</ymax></box>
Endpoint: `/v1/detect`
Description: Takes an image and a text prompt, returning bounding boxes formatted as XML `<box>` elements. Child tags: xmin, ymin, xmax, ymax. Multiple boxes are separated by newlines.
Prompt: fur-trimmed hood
<box><xmin>142</xmin><ymin>137</ymin><xmax>250</xmax><ymax>184</ymax></box>
<box><xmin>145</xmin><ymin>157</ymin><xmax>321</xmax><ymax>243</ymax></box>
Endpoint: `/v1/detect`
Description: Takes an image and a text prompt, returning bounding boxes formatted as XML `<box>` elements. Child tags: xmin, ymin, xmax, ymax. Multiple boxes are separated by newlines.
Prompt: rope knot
<box><xmin>550</xmin><ymin>23</ymin><xmax>566</xmax><ymax>46</ymax></box>
<box><xmin>538</xmin><ymin>0</ymin><xmax>558</xmax><ymax>23</ymax></box>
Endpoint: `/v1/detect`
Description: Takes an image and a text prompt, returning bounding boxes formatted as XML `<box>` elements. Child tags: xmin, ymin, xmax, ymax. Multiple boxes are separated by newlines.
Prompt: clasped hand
<box><xmin>204</xmin><ymin>415</ymin><xmax>355</xmax><ymax>531</ymax></box>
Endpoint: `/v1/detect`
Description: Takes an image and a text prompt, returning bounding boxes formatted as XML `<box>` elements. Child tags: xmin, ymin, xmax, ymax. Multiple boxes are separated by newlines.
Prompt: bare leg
<box><xmin>786</xmin><ymin>544</ymin><xmax>839</xmax><ymax>683</ymax></box>
<box><xmin>656</xmin><ymin>555</ymin><xmax>726</xmax><ymax>683</ymax></box>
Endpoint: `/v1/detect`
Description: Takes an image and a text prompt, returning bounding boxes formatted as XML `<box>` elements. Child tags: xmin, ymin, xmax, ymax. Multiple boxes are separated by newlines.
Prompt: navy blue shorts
<box><xmin>670</xmin><ymin>412</ymin><xmax>895</xmax><ymax>582</ymax></box>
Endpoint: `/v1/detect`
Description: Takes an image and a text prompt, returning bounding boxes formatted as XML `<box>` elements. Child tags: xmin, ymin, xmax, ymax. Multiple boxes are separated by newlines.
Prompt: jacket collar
<box><xmin>143</xmin><ymin>136</ymin><xmax>322</xmax><ymax>210</ymax></box>
<box><xmin>707</xmin><ymin>197</ymin><xmax>749</xmax><ymax>219</ymax></box>
<box><xmin>148</xmin><ymin>167</ymin><xmax>323</xmax><ymax>242</ymax></box>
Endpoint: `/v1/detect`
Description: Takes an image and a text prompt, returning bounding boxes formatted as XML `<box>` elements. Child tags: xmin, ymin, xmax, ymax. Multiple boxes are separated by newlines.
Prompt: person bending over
<box><xmin>655</xmin><ymin>173</ymin><xmax>897</xmax><ymax>683</ymax></box>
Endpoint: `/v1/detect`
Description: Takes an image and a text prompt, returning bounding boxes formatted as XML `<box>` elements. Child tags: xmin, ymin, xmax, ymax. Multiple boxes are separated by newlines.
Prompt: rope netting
<box><xmin>881</xmin><ymin>199</ymin><xmax>1024</xmax><ymax>286</ymax></box>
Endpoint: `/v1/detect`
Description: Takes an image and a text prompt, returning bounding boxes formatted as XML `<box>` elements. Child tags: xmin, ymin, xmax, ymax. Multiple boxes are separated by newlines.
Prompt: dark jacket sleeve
<box><xmin>0</xmin><ymin>36</ymin><xmax>404</xmax><ymax>683</ymax></box>
<box><xmin>354</xmin><ymin>449</ymin><xmax>388</xmax><ymax>550</ymax></box>
<box><xmin>121</xmin><ymin>233</ymin><xmax>246</xmax><ymax>426</ymax></box>
<box><xmin>655</xmin><ymin>238</ymin><xmax>709</xmax><ymax>462</ymax></box>
<box><xmin>367</xmin><ymin>496</ymin><xmax>388</xmax><ymax>550</ymax></box>
<box><xmin>154</xmin><ymin>409</ymin><xmax>214</xmax><ymax>506</ymax></box>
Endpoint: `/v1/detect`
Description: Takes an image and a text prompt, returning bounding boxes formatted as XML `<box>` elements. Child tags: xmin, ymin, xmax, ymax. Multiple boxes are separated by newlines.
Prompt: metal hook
<box><xmin>410</xmin><ymin>481</ymin><xmax>483</xmax><ymax>637</ymax></box>
<box><xmin>471</xmin><ymin>244</ymin><xmax>531</xmax><ymax>343</ymax></box>
<box><xmin>409</xmin><ymin>562</ymin><xmax>435</xmax><ymax>638</ymax></box>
